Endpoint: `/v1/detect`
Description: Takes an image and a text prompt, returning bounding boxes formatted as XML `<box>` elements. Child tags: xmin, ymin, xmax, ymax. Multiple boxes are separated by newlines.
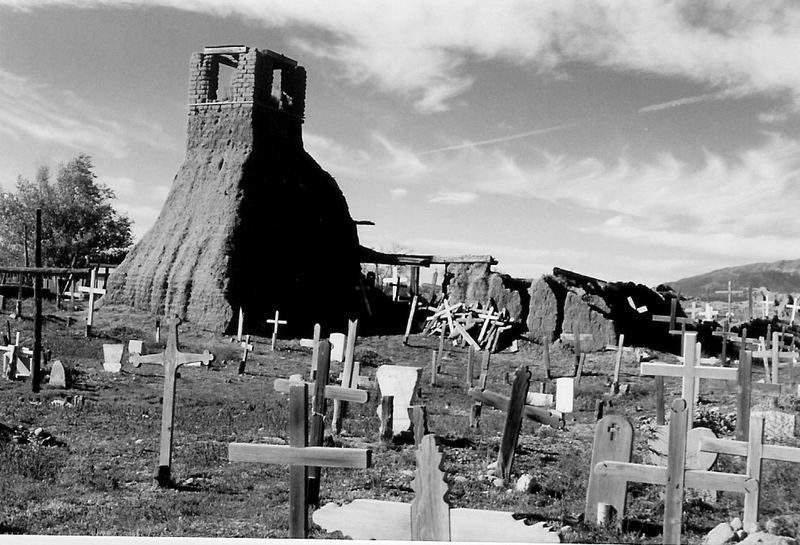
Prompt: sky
<box><xmin>0</xmin><ymin>1</ymin><xmax>799</xmax><ymax>286</ymax></box>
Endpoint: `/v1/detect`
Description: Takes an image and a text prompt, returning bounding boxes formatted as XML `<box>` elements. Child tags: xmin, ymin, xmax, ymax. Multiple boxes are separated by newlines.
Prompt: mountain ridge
<box><xmin>666</xmin><ymin>258</ymin><xmax>800</xmax><ymax>298</ymax></box>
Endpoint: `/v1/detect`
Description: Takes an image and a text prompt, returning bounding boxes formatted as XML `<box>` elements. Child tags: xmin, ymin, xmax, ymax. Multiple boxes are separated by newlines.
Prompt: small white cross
<box><xmin>787</xmin><ymin>301</ymin><xmax>800</xmax><ymax>325</ymax></box>
<box><xmin>266</xmin><ymin>310</ymin><xmax>287</xmax><ymax>351</ymax></box>
<box><xmin>699</xmin><ymin>303</ymin><xmax>718</xmax><ymax>322</ymax></box>
<box><xmin>763</xmin><ymin>296</ymin><xmax>773</xmax><ymax>319</ymax></box>
<box><xmin>78</xmin><ymin>269</ymin><xmax>106</xmax><ymax>333</ymax></box>
<box><xmin>241</xmin><ymin>335</ymin><xmax>254</xmax><ymax>362</ymax></box>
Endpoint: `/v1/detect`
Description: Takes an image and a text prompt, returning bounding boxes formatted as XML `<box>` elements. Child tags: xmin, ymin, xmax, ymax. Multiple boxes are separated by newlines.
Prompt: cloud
<box><xmin>3</xmin><ymin>1</ymin><xmax>800</xmax><ymax>112</ymax></box>
<box><xmin>428</xmin><ymin>191</ymin><xmax>478</xmax><ymax>205</ymax></box>
<box><xmin>0</xmin><ymin>67</ymin><xmax>180</xmax><ymax>158</ymax></box>
<box><xmin>389</xmin><ymin>187</ymin><xmax>407</xmax><ymax>198</ymax></box>
<box><xmin>638</xmin><ymin>87</ymin><xmax>751</xmax><ymax>113</ymax></box>
<box><xmin>419</xmin><ymin>122</ymin><xmax>579</xmax><ymax>155</ymax></box>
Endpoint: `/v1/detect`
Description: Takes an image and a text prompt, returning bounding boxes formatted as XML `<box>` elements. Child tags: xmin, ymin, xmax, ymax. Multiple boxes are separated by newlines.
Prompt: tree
<box><xmin>0</xmin><ymin>154</ymin><xmax>133</xmax><ymax>267</ymax></box>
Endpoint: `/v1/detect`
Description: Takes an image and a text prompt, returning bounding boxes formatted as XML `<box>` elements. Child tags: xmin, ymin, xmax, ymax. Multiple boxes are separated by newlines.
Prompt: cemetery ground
<box><xmin>1</xmin><ymin>300</ymin><xmax>800</xmax><ymax>543</ymax></box>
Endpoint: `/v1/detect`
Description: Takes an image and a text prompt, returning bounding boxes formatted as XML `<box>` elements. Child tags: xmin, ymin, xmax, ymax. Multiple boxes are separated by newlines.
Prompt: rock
<box><xmin>135</xmin><ymin>439</ymin><xmax>143</xmax><ymax>445</ymax></box>
<box><xmin>736</xmin><ymin>530</ymin><xmax>748</xmax><ymax>541</ymax></box>
<box><xmin>738</xmin><ymin>531</ymin><xmax>797</xmax><ymax>545</ymax></box>
<box><xmin>453</xmin><ymin>475</ymin><xmax>468</xmax><ymax>484</ymax></box>
<box><xmin>731</xmin><ymin>518</ymin><xmax>743</xmax><ymax>532</ymax></box>
<box><xmin>33</xmin><ymin>427</ymin><xmax>43</xmax><ymax>437</ymax></box>
<box><xmin>765</xmin><ymin>515</ymin><xmax>800</xmax><ymax>538</ymax></box>
<box><xmin>491</xmin><ymin>477</ymin><xmax>505</xmax><ymax>488</ymax></box>
<box><xmin>562</xmin><ymin>289</ymin><xmax>615</xmax><ymax>351</ymax></box>
<box><xmin>703</xmin><ymin>523</ymin><xmax>734</xmax><ymax>545</ymax></box>
<box><xmin>514</xmin><ymin>474</ymin><xmax>536</xmax><ymax>493</ymax></box>
<box><xmin>486</xmin><ymin>460</ymin><xmax>498</xmax><ymax>470</ymax></box>
<box><xmin>526</xmin><ymin>276</ymin><xmax>563</xmax><ymax>343</ymax></box>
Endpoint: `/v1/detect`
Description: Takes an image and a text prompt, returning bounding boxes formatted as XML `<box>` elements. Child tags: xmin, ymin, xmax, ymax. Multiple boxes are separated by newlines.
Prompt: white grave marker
<box><xmin>48</xmin><ymin>360</ymin><xmax>66</xmax><ymax>389</ymax></box>
<box><xmin>102</xmin><ymin>343</ymin><xmax>124</xmax><ymax>373</ymax></box>
<box><xmin>330</xmin><ymin>333</ymin><xmax>346</xmax><ymax>362</ymax></box>
<box><xmin>128</xmin><ymin>340</ymin><xmax>143</xmax><ymax>356</ymax></box>
<box><xmin>376</xmin><ymin>365</ymin><xmax>422</xmax><ymax>434</ymax></box>
<box><xmin>555</xmin><ymin>377</ymin><xmax>574</xmax><ymax>413</ymax></box>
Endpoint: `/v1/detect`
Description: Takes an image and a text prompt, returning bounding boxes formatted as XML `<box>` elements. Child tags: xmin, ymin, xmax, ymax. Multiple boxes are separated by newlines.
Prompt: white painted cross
<box><xmin>78</xmin><ymin>268</ymin><xmax>106</xmax><ymax>336</ymax></box>
<box><xmin>641</xmin><ymin>332</ymin><xmax>737</xmax><ymax>428</ymax></box>
<box><xmin>699</xmin><ymin>303</ymin><xmax>718</xmax><ymax>322</ymax></box>
<box><xmin>786</xmin><ymin>300</ymin><xmax>800</xmax><ymax>325</ymax></box>
<box><xmin>689</xmin><ymin>301</ymin><xmax>700</xmax><ymax>320</ymax></box>
<box><xmin>763</xmin><ymin>295</ymin><xmax>774</xmax><ymax>319</ymax></box>
<box><xmin>266</xmin><ymin>310</ymin><xmax>287</xmax><ymax>351</ymax></box>
<box><xmin>236</xmin><ymin>307</ymin><xmax>244</xmax><ymax>342</ymax></box>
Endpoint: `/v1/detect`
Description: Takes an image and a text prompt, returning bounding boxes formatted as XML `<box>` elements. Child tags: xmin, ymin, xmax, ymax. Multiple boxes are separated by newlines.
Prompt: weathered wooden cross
<box><xmin>403</xmin><ymin>294</ymin><xmax>420</xmax><ymax>345</ymax></box>
<box><xmin>332</xmin><ymin>319</ymin><xmax>359</xmax><ymax>434</ymax></box>
<box><xmin>699</xmin><ymin>413</ymin><xmax>800</xmax><ymax>533</ymax></box>
<box><xmin>266</xmin><ymin>310</ymin><xmax>287</xmax><ymax>351</ymax></box>
<box><xmin>641</xmin><ymin>332</ymin><xmax>737</xmax><ymax>428</ymax></box>
<box><xmin>312</xmin><ymin>434</ymin><xmax>560</xmax><ymax>542</ymax></box>
<box><xmin>593</xmin><ymin>400</ymin><xmax>757</xmax><ymax>545</ymax></box>
<box><xmin>130</xmin><ymin>318</ymin><xmax>214</xmax><ymax>487</ymax></box>
<box><xmin>0</xmin><ymin>210</ymin><xmax>90</xmax><ymax>392</ymax></box>
<box><xmin>229</xmin><ymin>383</ymin><xmax>372</xmax><ymax>538</ymax></box>
<box><xmin>752</xmin><ymin>331</ymin><xmax>795</xmax><ymax>384</ymax></box>
<box><xmin>237</xmin><ymin>335</ymin><xmax>254</xmax><ymax>375</ymax></box>
<box><xmin>77</xmin><ymin>268</ymin><xmax>106</xmax><ymax>337</ymax></box>
<box><xmin>715</xmin><ymin>281</ymin><xmax>743</xmax><ymax>321</ymax></box>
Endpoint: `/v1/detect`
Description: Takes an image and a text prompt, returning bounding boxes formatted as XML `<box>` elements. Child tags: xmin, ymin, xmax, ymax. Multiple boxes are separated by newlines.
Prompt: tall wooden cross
<box><xmin>593</xmin><ymin>400</ymin><xmax>756</xmax><ymax>545</ymax></box>
<box><xmin>332</xmin><ymin>319</ymin><xmax>359</xmax><ymax>434</ymax></box>
<box><xmin>0</xmin><ymin>210</ymin><xmax>90</xmax><ymax>392</ymax></box>
<box><xmin>130</xmin><ymin>318</ymin><xmax>214</xmax><ymax>487</ymax></box>
<box><xmin>715</xmin><ymin>281</ymin><xmax>743</xmax><ymax>321</ymax></box>
<box><xmin>229</xmin><ymin>383</ymin><xmax>372</xmax><ymax>538</ymax></box>
<box><xmin>266</xmin><ymin>310</ymin><xmax>287</xmax><ymax>351</ymax></box>
<box><xmin>312</xmin><ymin>434</ymin><xmax>560</xmax><ymax>542</ymax></box>
<box><xmin>641</xmin><ymin>332</ymin><xmax>737</xmax><ymax>428</ymax></box>
<box><xmin>78</xmin><ymin>268</ymin><xmax>106</xmax><ymax>337</ymax></box>
<box><xmin>700</xmin><ymin>413</ymin><xmax>800</xmax><ymax>533</ymax></box>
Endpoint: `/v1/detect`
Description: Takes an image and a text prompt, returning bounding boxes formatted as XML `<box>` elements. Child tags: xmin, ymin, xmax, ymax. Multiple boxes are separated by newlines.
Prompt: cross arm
<box><xmin>130</xmin><ymin>353</ymin><xmax>165</xmax><ymax>367</ymax></box>
<box><xmin>595</xmin><ymin>462</ymin><xmax>755</xmax><ymax>493</ymax></box>
<box><xmin>78</xmin><ymin>285</ymin><xmax>106</xmax><ymax>295</ymax></box>
<box><xmin>175</xmin><ymin>351</ymin><xmax>214</xmax><ymax>367</ymax></box>
<box><xmin>700</xmin><ymin>437</ymin><xmax>800</xmax><ymax>464</ymax></box>
<box><xmin>228</xmin><ymin>443</ymin><xmax>371</xmax><ymax>468</ymax></box>
<box><xmin>273</xmin><ymin>379</ymin><xmax>369</xmax><ymax>403</ymax></box>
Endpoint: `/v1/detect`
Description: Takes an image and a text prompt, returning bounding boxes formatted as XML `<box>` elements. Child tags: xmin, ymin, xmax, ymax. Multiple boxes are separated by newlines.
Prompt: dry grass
<box><xmin>0</xmin><ymin>298</ymin><xmax>798</xmax><ymax>542</ymax></box>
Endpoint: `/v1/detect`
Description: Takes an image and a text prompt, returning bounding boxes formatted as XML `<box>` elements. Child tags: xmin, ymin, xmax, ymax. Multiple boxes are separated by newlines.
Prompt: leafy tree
<box><xmin>0</xmin><ymin>154</ymin><xmax>133</xmax><ymax>267</ymax></box>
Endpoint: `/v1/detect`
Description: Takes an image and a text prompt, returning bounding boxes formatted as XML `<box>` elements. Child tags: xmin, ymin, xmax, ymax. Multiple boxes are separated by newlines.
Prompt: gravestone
<box><xmin>585</xmin><ymin>415</ymin><xmax>633</xmax><ymax>525</ymax></box>
<box><xmin>555</xmin><ymin>377</ymin><xmax>574</xmax><ymax>413</ymax></box>
<box><xmin>102</xmin><ymin>344</ymin><xmax>124</xmax><ymax>373</ymax></box>
<box><xmin>376</xmin><ymin>365</ymin><xmax>422</xmax><ymax>435</ymax></box>
<box><xmin>48</xmin><ymin>360</ymin><xmax>66</xmax><ymax>389</ymax></box>
<box><xmin>527</xmin><ymin>392</ymin><xmax>553</xmax><ymax>407</ymax></box>
<box><xmin>330</xmin><ymin>333</ymin><xmax>346</xmax><ymax>362</ymax></box>
<box><xmin>128</xmin><ymin>340</ymin><xmax>143</xmax><ymax>356</ymax></box>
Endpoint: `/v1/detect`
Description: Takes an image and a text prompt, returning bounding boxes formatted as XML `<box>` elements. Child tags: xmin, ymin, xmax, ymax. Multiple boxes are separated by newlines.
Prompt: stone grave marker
<box><xmin>48</xmin><ymin>359</ymin><xmax>66</xmax><ymax>389</ymax></box>
<box><xmin>102</xmin><ymin>343</ymin><xmax>124</xmax><ymax>373</ymax></box>
<box><xmin>376</xmin><ymin>365</ymin><xmax>422</xmax><ymax>435</ymax></box>
<box><xmin>555</xmin><ymin>377</ymin><xmax>574</xmax><ymax>413</ymax></box>
<box><xmin>330</xmin><ymin>332</ymin><xmax>346</xmax><ymax>362</ymax></box>
<box><xmin>128</xmin><ymin>339</ymin><xmax>143</xmax><ymax>356</ymax></box>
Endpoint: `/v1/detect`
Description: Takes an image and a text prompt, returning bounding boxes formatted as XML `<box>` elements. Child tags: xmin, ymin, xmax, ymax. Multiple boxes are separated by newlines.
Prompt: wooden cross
<box><xmin>763</xmin><ymin>294</ymin><xmax>774</xmax><ymax>319</ymax></box>
<box><xmin>331</xmin><ymin>319</ymin><xmax>359</xmax><ymax>434</ymax></box>
<box><xmin>0</xmin><ymin>210</ymin><xmax>90</xmax><ymax>392</ymax></box>
<box><xmin>609</xmin><ymin>334</ymin><xmax>625</xmax><ymax>394</ymax></box>
<box><xmin>699</xmin><ymin>303</ymin><xmax>718</xmax><ymax>322</ymax></box>
<box><xmin>712</xmin><ymin>320</ymin><xmax>737</xmax><ymax>365</ymax></box>
<box><xmin>700</xmin><ymin>413</ymin><xmax>800</xmax><ymax>533</ymax></box>
<box><xmin>312</xmin><ymin>434</ymin><xmax>560</xmax><ymax>542</ymax></box>
<box><xmin>237</xmin><ymin>335</ymin><xmax>254</xmax><ymax>375</ymax></box>
<box><xmin>494</xmin><ymin>366</ymin><xmax>531</xmax><ymax>481</ymax></box>
<box><xmin>786</xmin><ymin>300</ymin><xmax>800</xmax><ymax>325</ymax></box>
<box><xmin>593</xmin><ymin>400</ymin><xmax>757</xmax><ymax>545</ymax></box>
<box><xmin>236</xmin><ymin>306</ymin><xmax>244</xmax><ymax>342</ymax></box>
<box><xmin>652</xmin><ymin>298</ymin><xmax>688</xmax><ymax>331</ymax></box>
<box><xmin>715</xmin><ymin>281</ymin><xmax>743</xmax><ymax>321</ymax></box>
<box><xmin>130</xmin><ymin>318</ymin><xmax>214</xmax><ymax>487</ymax></box>
<box><xmin>266</xmin><ymin>310</ymin><xmax>287</xmax><ymax>351</ymax></box>
<box><xmin>78</xmin><ymin>268</ymin><xmax>107</xmax><ymax>337</ymax></box>
<box><xmin>752</xmin><ymin>331</ymin><xmax>794</xmax><ymax>384</ymax></box>
<box><xmin>229</xmin><ymin>383</ymin><xmax>372</xmax><ymax>538</ymax></box>
<box><xmin>1</xmin><ymin>332</ymin><xmax>32</xmax><ymax>380</ymax></box>
<box><xmin>468</xmin><ymin>382</ymin><xmax>565</xmax><ymax>429</ymax></box>
<box><xmin>641</xmin><ymin>332</ymin><xmax>737</xmax><ymax>428</ymax></box>
<box><xmin>403</xmin><ymin>295</ymin><xmax>420</xmax><ymax>345</ymax></box>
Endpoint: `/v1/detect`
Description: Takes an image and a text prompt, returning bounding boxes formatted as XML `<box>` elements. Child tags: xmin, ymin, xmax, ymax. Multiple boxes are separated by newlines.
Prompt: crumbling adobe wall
<box><xmin>104</xmin><ymin>48</ymin><xmax>361</xmax><ymax>334</ymax></box>
<box><xmin>526</xmin><ymin>269</ymin><xmax>687</xmax><ymax>352</ymax></box>
<box><xmin>444</xmin><ymin>262</ymin><xmax>530</xmax><ymax>322</ymax></box>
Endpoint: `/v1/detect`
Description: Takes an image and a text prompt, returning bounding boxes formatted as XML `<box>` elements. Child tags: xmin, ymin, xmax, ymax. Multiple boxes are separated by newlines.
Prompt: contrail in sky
<box><xmin>419</xmin><ymin>121</ymin><xmax>578</xmax><ymax>155</ymax></box>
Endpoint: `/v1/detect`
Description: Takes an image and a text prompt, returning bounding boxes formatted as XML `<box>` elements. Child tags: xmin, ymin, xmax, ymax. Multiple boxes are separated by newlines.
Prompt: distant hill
<box><xmin>666</xmin><ymin>259</ymin><xmax>800</xmax><ymax>298</ymax></box>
